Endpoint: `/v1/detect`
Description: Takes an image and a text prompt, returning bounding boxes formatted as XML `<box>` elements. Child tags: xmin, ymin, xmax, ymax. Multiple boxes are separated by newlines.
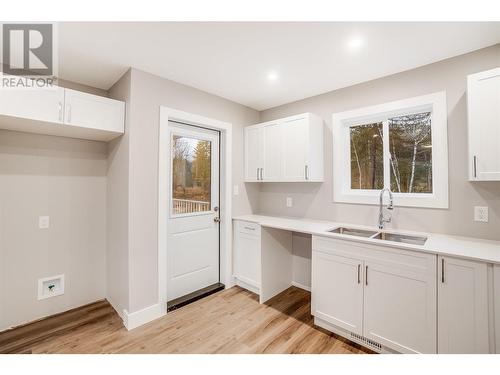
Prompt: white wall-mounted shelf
<box><xmin>0</xmin><ymin>85</ymin><xmax>125</xmax><ymax>142</ymax></box>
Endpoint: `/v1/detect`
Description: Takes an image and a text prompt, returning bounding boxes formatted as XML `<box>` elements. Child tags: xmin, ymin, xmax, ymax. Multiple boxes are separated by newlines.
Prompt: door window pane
<box><xmin>388</xmin><ymin>112</ymin><xmax>432</xmax><ymax>193</ymax></box>
<box><xmin>172</xmin><ymin>135</ymin><xmax>212</xmax><ymax>214</ymax></box>
<box><xmin>350</xmin><ymin>122</ymin><xmax>384</xmax><ymax>190</ymax></box>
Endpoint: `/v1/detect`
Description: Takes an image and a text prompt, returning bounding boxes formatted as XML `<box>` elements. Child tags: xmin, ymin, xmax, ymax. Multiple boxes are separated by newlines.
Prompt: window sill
<box><xmin>334</xmin><ymin>191</ymin><xmax>449</xmax><ymax>209</ymax></box>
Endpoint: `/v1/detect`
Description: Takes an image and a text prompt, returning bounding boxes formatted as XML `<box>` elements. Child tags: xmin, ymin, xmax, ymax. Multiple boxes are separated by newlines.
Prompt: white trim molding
<box><xmin>123</xmin><ymin>303</ymin><xmax>167</xmax><ymax>331</ymax></box>
<box><xmin>158</xmin><ymin>107</ymin><xmax>233</xmax><ymax>312</ymax></box>
<box><xmin>332</xmin><ymin>91</ymin><xmax>449</xmax><ymax>209</ymax></box>
<box><xmin>291</xmin><ymin>281</ymin><xmax>311</xmax><ymax>292</ymax></box>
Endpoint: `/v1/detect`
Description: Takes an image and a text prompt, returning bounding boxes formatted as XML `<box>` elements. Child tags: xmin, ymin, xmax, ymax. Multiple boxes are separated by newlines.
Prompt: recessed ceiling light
<box><xmin>267</xmin><ymin>72</ymin><xmax>278</xmax><ymax>81</ymax></box>
<box><xmin>347</xmin><ymin>37</ymin><xmax>364</xmax><ymax>50</ymax></box>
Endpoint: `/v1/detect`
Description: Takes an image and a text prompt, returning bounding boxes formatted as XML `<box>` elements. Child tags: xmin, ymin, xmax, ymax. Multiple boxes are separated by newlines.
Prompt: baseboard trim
<box><xmin>291</xmin><ymin>281</ymin><xmax>311</xmax><ymax>292</ymax></box>
<box><xmin>235</xmin><ymin>277</ymin><xmax>260</xmax><ymax>295</ymax></box>
<box><xmin>105</xmin><ymin>296</ymin><xmax>124</xmax><ymax>320</ymax></box>
<box><xmin>123</xmin><ymin>303</ymin><xmax>167</xmax><ymax>331</ymax></box>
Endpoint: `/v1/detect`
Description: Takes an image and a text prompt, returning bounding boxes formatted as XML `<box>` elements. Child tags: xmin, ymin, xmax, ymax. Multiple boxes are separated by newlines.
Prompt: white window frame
<box><xmin>332</xmin><ymin>91</ymin><xmax>448</xmax><ymax>209</ymax></box>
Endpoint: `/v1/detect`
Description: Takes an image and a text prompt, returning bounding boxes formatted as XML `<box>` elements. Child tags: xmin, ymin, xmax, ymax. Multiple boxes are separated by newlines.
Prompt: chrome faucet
<box><xmin>378</xmin><ymin>188</ymin><xmax>394</xmax><ymax>229</ymax></box>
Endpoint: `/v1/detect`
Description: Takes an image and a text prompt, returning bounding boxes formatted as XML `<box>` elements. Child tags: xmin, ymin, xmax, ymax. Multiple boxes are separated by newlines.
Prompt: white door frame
<box><xmin>158</xmin><ymin>106</ymin><xmax>233</xmax><ymax>308</ymax></box>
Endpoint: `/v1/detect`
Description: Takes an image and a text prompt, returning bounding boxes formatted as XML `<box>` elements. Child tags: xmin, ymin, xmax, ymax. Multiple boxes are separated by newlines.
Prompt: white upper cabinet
<box><xmin>64</xmin><ymin>89</ymin><xmax>125</xmax><ymax>134</ymax></box>
<box><xmin>0</xmin><ymin>86</ymin><xmax>65</xmax><ymax>125</ymax></box>
<box><xmin>467</xmin><ymin>67</ymin><xmax>500</xmax><ymax>181</ymax></box>
<box><xmin>262</xmin><ymin>121</ymin><xmax>283</xmax><ymax>181</ymax></box>
<box><xmin>244</xmin><ymin>113</ymin><xmax>324</xmax><ymax>182</ymax></box>
<box><xmin>244</xmin><ymin>125</ymin><xmax>263</xmax><ymax>181</ymax></box>
<box><xmin>0</xmin><ymin>86</ymin><xmax>125</xmax><ymax>142</ymax></box>
<box><xmin>438</xmin><ymin>256</ymin><xmax>490</xmax><ymax>353</ymax></box>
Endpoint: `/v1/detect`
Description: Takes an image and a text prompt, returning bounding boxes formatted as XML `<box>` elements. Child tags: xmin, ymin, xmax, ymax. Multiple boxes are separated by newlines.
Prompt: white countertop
<box><xmin>233</xmin><ymin>214</ymin><xmax>500</xmax><ymax>264</ymax></box>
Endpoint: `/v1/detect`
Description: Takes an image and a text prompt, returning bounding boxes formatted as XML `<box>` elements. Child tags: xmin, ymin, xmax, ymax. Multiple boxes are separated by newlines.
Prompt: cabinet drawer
<box><xmin>236</xmin><ymin>220</ymin><xmax>261</xmax><ymax>236</ymax></box>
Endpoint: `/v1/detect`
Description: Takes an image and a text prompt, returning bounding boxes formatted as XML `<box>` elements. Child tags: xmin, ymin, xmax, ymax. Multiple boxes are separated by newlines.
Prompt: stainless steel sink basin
<box><xmin>372</xmin><ymin>232</ymin><xmax>427</xmax><ymax>246</ymax></box>
<box><xmin>328</xmin><ymin>227</ymin><xmax>379</xmax><ymax>238</ymax></box>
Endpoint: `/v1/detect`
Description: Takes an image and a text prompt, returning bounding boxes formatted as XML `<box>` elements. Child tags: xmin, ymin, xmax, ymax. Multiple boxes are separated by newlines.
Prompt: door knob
<box><xmin>214</xmin><ymin>217</ymin><xmax>221</xmax><ymax>223</ymax></box>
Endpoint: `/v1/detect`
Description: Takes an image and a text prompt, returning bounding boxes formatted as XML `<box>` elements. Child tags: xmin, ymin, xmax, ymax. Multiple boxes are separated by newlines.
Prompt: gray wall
<box><xmin>0</xmin><ymin>130</ymin><xmax>107</xmax><ymax>331</ymax></box>
<box><xmin>0</xmin><ymin>79</ymin><xmax>109</xmax><ymax>331</ymax></box>
<box><xmin>109</xmin><ymin>68</ymin><xmax>260</xmax><ymax>313</ymax></box>
<box><xmin>257</xmin><ymin>44</ymin><xmax>500</xmax><ymax>240</ymax></box>
<box><xmin>106</xmin><ymin>70</ymin><xmax>131</xmax><ymax>316</ymax></box>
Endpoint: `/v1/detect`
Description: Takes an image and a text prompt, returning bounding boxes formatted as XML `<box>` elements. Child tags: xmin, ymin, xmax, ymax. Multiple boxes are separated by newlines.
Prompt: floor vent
<box><xmin>350</xmin><ymin>332</ymin><xmax>382</xmax><ymax>351</ymax></box>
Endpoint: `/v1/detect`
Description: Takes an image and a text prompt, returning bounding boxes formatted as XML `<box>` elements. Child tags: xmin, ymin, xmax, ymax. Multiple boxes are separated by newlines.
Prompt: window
<box><xmin>171</xmin><ymin>134</ymin><xmax>212</xmax><ymax>215</ymax></box>
<box><xmin>333</xmin><ymin>92</ymin><xmax>448</xmax><ymax>208</ymax></box>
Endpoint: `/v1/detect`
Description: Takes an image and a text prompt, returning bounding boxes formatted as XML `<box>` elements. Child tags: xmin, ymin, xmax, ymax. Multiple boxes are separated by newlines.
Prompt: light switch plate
<box><xmin>286</xmin><ymin>197</ymin><xmax>293</xmax><ymax>207</ymax></box>
<box><xmin>39</xmin><ymin>216</ymin><xmax>50</xmax><ymax>229</ymax></box>
<box><xmin>233</xmin><ymin>185</ymin><xmax>239</xmax><ymax>196</ymax></box>
<box><xmin>474</xmin><ymin>206</ymin><xmax>489</xmax><ymax>222</ymax></box>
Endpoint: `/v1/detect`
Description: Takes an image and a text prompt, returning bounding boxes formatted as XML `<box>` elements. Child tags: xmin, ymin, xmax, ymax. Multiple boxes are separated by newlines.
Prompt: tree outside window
<box><xmin>350</xmin><ymin>112</ymin><xmax>432</xmax><ymax>194</ymax></box>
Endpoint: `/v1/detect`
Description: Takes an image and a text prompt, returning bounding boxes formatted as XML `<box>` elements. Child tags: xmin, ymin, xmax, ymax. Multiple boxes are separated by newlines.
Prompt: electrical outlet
<box><xmin>474</xmin><ymin>206</ymin><xmax>489</xmax><ymax>222</ymax></box>
<box><xmin>286</xmin><ymin>197</ymin><xmax>293</xmax><ymax>208</ymax></box>
<box><xmin>39</xmin><ymin>216</ymin><xmax>50</xmax><ymax>229</ymax></box>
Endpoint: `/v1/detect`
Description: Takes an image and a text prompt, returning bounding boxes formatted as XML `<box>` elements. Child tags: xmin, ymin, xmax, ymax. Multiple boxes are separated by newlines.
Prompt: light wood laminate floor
<box><xmin>1</xmin><ymin>286</ymin><xmax>373</xmax><ymax>354</ymax></box>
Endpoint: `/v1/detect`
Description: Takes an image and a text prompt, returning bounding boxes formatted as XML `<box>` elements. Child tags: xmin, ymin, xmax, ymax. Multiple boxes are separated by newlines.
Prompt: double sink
<box><xmin>329</xmin><ymin>227</ymin><xmax>427</xmax><ymax>246</ymax></box>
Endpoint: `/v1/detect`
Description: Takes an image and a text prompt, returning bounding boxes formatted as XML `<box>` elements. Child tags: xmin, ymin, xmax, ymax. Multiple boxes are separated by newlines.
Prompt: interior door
<box><xmin>167</xmin><ymin>121</ymin><xmax>220</xmax><ymax>301</ymax></box>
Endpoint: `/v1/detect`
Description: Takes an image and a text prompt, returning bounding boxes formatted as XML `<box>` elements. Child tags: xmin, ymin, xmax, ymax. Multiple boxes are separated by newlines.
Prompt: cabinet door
<box><xmin>64</xmin><ymin>88</ymin><xmax>125</xmax><ymax>133</ymax></box>
<box><xmin>282</xmin><ymin>117</ymin><xmax>309</xmax><ymax>181</ymax></box>
<box><xmin>494</xmin><ymin>265</ymin><xmax>500</xmax><ymax>354</ymax></box>
<box><xmin>0</xmin><ymin>86</ymin><xmax>64</xmax><ymax>124</ymax></box>
<box><xmin>363</xmin><ymin>253</ymin><xmax>437</xmax><ymax>353</ymax></box>
<box><xmin>438</xmin><ymin>256</ymin><xmax>489</xmax><ymax>353</ymax></box>
<box><xmin>244</xmin><ymin>125</ymin><xmax>263</xmax><ymax>182</ymax></box>
<box><xmin>262</xmin><ymin>122</ymin><xmax>282</xmax><ymax>181</ymax></box>
<box><xmin>234</xmin><ymin>228</ymin><xmax>261</xmax><ymax>289</ymax></box>
<box><xmin>311</xmin><ymin>250</ymin><xmax>363</xmax><ymax>335</ymax></box>
<box><xmin>467</xmin><ymin>68</ymin><xmax>500</xmax><ymax>181</ymax></box>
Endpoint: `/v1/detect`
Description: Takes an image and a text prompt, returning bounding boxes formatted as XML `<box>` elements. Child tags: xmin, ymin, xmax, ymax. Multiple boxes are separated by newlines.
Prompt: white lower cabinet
<box><xmin>438</xmin><ymin>256</ymin><xmax>489</xmax><ymax>353</ymax></box>
<box><xmin>312</xmin><ymin>236</ymin><xmax>437</xmax><ymax>353</ymax></box>
<box><xmin>363</xmin><ymin>255</ymin><xmax>436</xmax><ymax>353</ymax></box>
<box><xmin>233</xmin><ymin>220</ymin><xmax>261</xmax><ymax>294</ymax></box>
<box><xmin>494</xmin><ymin>265</ymin><xmax>500</xmax><ymax>353</ymax></box>
<box><xmin>311</xmin><ymin>251</ymin><xmax>363</xmax><ymax>335</ymax></box>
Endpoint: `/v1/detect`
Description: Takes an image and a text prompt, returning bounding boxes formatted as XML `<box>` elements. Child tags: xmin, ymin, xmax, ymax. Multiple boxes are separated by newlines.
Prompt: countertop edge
<box><xmin>232</xmin><ymin>215</ymin><xmax>500</xmax><ymax>264</ymax></box>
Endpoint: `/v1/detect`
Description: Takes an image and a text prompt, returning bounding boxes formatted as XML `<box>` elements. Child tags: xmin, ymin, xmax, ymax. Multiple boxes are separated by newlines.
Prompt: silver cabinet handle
<box><xmin>441</xmin><ymin>258</ymin><xmax>445</xmax><ymax>283</ymax></box>
<box><xmin>58</xmin><ymin>102</ymin><xmax>63</xmax><ymax>122</ymax></box>
<box><xmin>244</xmin><ymin>226</ymin><xmax>255</xmax><ymax>231</ymax></box>
<box><xmin>473</xmin><ymin>156</ymin><xmax>477</xmax><ymax>178</ymax></box>
<box><xmin>256</xmin><ymin>168</ymin><xmax>259</xmax><ymax>180</ymax></box>
<box><xmin>305</xmin><ymin>165</ymin><xmax>309</xmax><ymax>180</ymax></box>
<box><xmin>260</xmin><ymin>168</ymin><xmax>263</xmax><ymax>181</ymax></box>
<box><xmin>357</xmin><ymin>264</ymin><xmax>361</xmax><ymax>284</ymax></box>
<box><xmin>365</xmin><ymin>265</ymin><xmax>368</xmax><ymax>286</ymax></box>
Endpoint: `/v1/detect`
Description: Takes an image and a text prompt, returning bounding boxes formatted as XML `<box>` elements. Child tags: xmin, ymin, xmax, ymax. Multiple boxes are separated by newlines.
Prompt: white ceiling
<box><xmin>56</xmin><ymin>22</ymin><xmax>500</xmax><ymax>110</ymax></box>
